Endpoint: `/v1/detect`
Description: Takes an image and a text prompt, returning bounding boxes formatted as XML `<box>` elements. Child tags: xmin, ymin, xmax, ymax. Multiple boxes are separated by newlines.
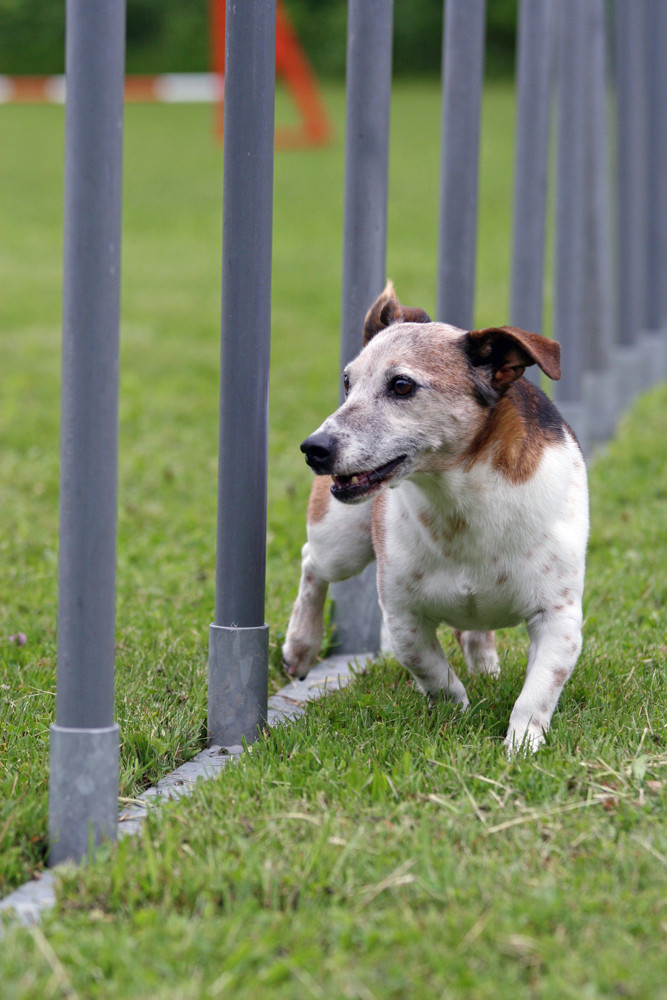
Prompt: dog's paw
<box><xmin>504</xmin><ymin>719</ymin><xmax>546</xmax><ymax>756</ymax></box>
<box><xmin>454</xmin><ymin>629</ymin><xmax>500</xmax><ymax>677</ymax></box>
<box><xmin>429</xmin><ymin>670</ymin><xmax>470</xmax><ymax>710</ymax></box>
<box><xmin>281</xmin><ymin>636</ymin><xmax>319</xmax><ymax>682</ymax></box>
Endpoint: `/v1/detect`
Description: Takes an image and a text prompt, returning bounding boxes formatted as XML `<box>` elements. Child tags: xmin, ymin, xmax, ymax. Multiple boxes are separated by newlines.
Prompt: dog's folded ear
<box><xmin>363</xmin><ymin>281</ymin><xmax>431</xmax><ymax>345</ymax></box>
<box><xmin>466</xmin><ymin>326</ymin><xmax>561</xmax><ymax>394</ymax></box>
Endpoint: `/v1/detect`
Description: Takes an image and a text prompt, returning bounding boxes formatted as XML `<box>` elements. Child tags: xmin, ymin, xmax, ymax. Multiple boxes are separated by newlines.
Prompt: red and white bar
<box><xmin>0</xmin><ymin>73</ymin><xmax>224</xmax><ymax>103</ymax></box>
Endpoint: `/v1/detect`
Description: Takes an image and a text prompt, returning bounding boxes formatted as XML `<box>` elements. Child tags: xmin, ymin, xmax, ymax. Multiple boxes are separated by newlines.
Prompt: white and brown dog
<box><xmin>282</xmin><ymin>284</ymin><xmax>588</xmax><ymax>752</ymax></box>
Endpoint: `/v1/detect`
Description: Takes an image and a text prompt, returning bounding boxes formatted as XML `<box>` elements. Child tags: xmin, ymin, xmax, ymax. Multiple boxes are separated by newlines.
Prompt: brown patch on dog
<box><xmin>551</xmin><ymin>667</ymin><xmax>569</xmax><ymax>695</ymax></box>
<box><xmin>417</xmin><ymin>507</ymin><xmax>441</xmax><ymax>544</ymax></box>
<box><xmin>462</xmin><ymin>381</ymin><xmax>566</xmax><ymax>484</ymax></box>
<box><xmin>448</xmin><ymin>513</ymin><xmax>468</xmax><ymax>535</ymax></box>
<box><xmin>418</xmin><ymin>508</ymin><xmax>433</xmax><ymax>530</ymax></box>
<box><xmin>371</xmin><ymin>491</ymin><xmax>388</xmax><ymax>561</ymax></box>
<box><xmin>496</xmin><ymin>572</ymin><xmax>508</xmax><ymax>585</ymax></box>
<box><xmin>363</xmin><ymin>281</ymin><xmax>431</xmax><ymax>345</ymax></box>
<box><xmin>467</xmin><ymin>326</ymin><xmax>561</xmax><ymax>381</ymax></box>
<box><xmin>307</xmin><ymin>476</ymin><xmax>333</xmax><ymax>524</ymax></box>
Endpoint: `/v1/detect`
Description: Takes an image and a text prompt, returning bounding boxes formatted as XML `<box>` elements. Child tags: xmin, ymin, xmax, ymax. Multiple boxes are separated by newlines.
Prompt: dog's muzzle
<box><xmin>301</xmin><ymin>431</ymin><xmax>338</xmax><ymax>474</ymax></box>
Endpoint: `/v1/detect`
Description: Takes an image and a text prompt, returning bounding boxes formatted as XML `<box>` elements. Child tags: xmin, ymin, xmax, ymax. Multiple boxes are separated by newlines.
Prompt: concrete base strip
<box><xmin>0</xmin><ymin>652</ymin><xmax>371</xmax><ymax>929</ymax></box>
<box><xmin>0</xmin><ymin>872</ymin><xmax>58</xmax><ymax>929</ymax></box>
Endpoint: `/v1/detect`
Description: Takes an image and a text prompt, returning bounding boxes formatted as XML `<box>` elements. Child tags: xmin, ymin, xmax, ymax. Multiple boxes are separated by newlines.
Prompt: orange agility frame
<box><xmin>210</xmin><ymin>0</ymin><xmax>333</xmax><ymax>148</ymax></box>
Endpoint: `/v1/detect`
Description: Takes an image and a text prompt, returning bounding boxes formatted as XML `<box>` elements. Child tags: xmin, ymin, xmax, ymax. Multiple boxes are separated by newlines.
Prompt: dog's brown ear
<box><xmin>466</xmin><ymin>326</ymin><xmax>561</xmax><ymax>392</ymax></box>
<box><xmin>363</xmin><ymin>281</ymin><xmax>431</xmax><ymax>345</ymax></box>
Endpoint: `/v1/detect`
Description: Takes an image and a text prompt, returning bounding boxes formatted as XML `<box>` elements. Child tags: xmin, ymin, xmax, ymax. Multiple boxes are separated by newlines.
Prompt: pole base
<box><xmin>48</xmin><ymin>723</ymin><xmax>119</xmax><ymax>867</ymax></box>
<box><xmin>208</xmin><ymin>623</ymin><xmax>269</xmax><ymax>746</ymax></box>
<box><xmin>330</xmin><ymin>561</ymin><xmax>382</xmax><ymax>657</ymax></box>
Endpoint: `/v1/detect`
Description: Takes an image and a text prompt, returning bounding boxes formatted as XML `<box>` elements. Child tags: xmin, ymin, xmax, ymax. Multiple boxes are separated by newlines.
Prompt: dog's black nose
<box><xmin>300</xmin><ymin>431</ymin><xmax>337</xmax><ymax>473</ymax></box>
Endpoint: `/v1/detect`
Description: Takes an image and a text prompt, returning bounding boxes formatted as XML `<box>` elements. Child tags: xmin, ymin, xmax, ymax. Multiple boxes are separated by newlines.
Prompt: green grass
<box><xmin>1</xmin><ymin>84</ymin><xmax>666</xmax><ymax>997</ymax></box>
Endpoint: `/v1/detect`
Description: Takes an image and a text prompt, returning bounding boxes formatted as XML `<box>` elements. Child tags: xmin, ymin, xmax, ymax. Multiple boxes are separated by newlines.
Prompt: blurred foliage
<box><xmin>0</xmin><ymin>0</ymin><xmax>517</xmax><ymax>77</ymax></box>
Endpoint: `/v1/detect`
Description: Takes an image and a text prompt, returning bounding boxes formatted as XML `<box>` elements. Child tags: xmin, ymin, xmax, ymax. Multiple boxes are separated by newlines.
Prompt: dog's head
<box><xmin>301</xmin><ymin>283</ymin><xmax>561</xmax><ymax>503</ymax></box>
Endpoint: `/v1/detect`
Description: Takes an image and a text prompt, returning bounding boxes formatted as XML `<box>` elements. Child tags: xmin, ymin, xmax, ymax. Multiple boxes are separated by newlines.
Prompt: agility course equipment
<box><xmin>329</xmin><ymin>0</ymin><xmax>393</xmax><ymax>659</ymax></box>
<box><xmin>207</xmin><ymin>0</ymin><xmax>276</xmax><ymax>748</ymax></box>
<box><xmin>46</xmin><ymin>0</ymin><xmax>667</xmax><ymax>865</ymax></box>
<box><xmin>48</xmin><ymin>0</ymin><xmax>125</xmax><ymax>867</ymax></box>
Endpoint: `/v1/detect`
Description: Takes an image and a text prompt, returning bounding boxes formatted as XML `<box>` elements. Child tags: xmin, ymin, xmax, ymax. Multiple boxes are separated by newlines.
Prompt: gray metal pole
<box><xmin>552</xmin><ymin>0</ymin><xmax>588</xmax><ymax>453</ymax></box>
<box><xmin>49</xmin><ymin>0</ymin><xmax>125</xmax><ymax>866</ymax></box>
<box><xmin>329</xmin><ymin>0</ymin><xmax>394</xmax><ymax>658</ymax></box>
<box><xmin>338</xmin><ymin>0</ymin><xmax>393</xmax><ymax>376</ymax></box>
<box><xmin>510</xmin><ymin>0</ymin><xmax>555</xmax><ymax>387</ymax></box>
<box><xmin>582</xmin><ymin>0</ymin><xmax>616</xmax><ymax>444</ymax></box>
<box><xmin>436</xmin><ymin>0</ymin><xmax>486</xmax><ymax>329</ymax></box>
<box><xmin>208</xmin><ymin>0</ymin><xmax>276</xmax><ymax>746</ymax></box>
<box><xmin>614</xmin><ymin>0</ymin><xmax>649</xmax><ymax>406</ymax></box>
<box><xmin>642</xmin><ymin>0</ymin><xmax>667</xmax><ymax>380</ymax></box>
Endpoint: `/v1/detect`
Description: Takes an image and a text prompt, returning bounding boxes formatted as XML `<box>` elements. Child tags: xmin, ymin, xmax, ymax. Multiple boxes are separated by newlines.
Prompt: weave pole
<box><xmin>581</xmin><ymin>0</ymin><xmax>616</xmax><ymax>444</ymax></box>
<box><xmin>436</xmin><ymin>0</ymin><xmax>486</xmax><ymax>329</ymax></box>
<box><xmin>614</xmin><ymin>0</ymin><xmax>648</xmax><ymax>409</ymax></box>
<box><xmin>642</xmin><ymin>0</ymin><xmax>667</xmax><ymax>380</ymax></box>
<box><xmin>510</xmin><ymin>0</ymin><xmax>555</xmax><ymax>387</ymax></box>
<box><xmin>49</xmin><ymin>0</ymin><xmax>126</xmax><ymax>865</ymax></box>
<box><xmin>208</xmin><ymin>0</ymin><xmax>276</xmax><ymax>746</ymax></box>
<box><xmin>329</xmin><ymin>0</ymin><xmax>394</xmax><ymax>658</ymax></box>
<box><xmin>552</xmin><ymin>0</ymin><xmax>588</xmax><ymax>453</ymax></box>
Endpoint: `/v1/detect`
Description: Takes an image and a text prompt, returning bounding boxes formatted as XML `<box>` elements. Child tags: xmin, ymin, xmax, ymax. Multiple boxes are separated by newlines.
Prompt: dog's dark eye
<box><xmin>343</xmin><ymin>373</ymin><xmax>350</xmax><ymax>396</ymax></box>
<box><xmin>389</xmin><ymin>376</ymin><xmax>416</xmax><ymax>398</ymax></box>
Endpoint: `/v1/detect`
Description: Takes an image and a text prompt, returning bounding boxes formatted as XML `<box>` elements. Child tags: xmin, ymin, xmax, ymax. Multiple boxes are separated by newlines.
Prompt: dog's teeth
<box><xmin>351</xmin><ymin>475</ymin><xmax>359</xmax><ymax>484</ymax></box>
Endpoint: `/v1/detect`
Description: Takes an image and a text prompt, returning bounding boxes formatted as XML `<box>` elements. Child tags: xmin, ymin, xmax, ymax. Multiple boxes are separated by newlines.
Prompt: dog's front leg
<box><xmin>282</xmin><ymin>542</ymin><xmax>329</xmax><ymax>680</ymax></box>
<box><xmin>283</xmin><ymin>477</ymin><xmax>375</xmax><ymax>680</ymax></box>
<box><xmin>505</xmin><ymin>610</ymin><xmax>583</xmax><ymax>753</ymax></box>
<box><xmin>384</xmin><ymin>612</ymin><xmax>470</xmax><ymax>708</ymax></box>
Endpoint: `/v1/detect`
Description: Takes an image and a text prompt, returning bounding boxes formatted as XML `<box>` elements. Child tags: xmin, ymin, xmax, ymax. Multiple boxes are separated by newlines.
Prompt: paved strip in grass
<box><xmin>0</xmin><ymin>654</ymin><xmax>369</xmax><ymax>928</ymax></box>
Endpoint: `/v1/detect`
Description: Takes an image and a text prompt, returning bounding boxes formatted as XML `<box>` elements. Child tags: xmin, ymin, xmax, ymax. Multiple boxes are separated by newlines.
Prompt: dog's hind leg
<box><xmin>282</xmin><ymin>477</ymin><xmax>375</xmax><ymax>680</ymax></box>
<box><xmin>454</xmin><ymin>630</ymin><xmax>500</xmax><ymax>676</ymax></box>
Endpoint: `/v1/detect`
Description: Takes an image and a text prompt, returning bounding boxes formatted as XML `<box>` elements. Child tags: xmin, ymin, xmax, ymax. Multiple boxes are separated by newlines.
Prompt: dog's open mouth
<box><xmin>330</xmin><ymin>454</ymin><xmax>408</xmax><ymax>502</ymax></box>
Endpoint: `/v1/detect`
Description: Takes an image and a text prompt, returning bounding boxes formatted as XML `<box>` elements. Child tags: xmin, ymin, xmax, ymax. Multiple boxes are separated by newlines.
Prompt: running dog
<box><xmin>282</xmin><ymin>283</ymin><xmax>588</xmax><ymax>752</ymax></box>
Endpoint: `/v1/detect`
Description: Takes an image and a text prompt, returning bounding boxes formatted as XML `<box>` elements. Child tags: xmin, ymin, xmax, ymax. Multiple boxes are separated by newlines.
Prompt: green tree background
<box><xmin>0</xmin><ymin>0</ymin><xmax>517</xmax><ymax>77</ymax></box>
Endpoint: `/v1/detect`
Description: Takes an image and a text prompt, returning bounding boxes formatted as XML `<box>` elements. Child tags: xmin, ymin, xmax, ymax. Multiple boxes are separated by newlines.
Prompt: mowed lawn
<box><xmin>1</xmin><ymin>84</ymin><xmax>667</xmax><ymax>998</ymax></box>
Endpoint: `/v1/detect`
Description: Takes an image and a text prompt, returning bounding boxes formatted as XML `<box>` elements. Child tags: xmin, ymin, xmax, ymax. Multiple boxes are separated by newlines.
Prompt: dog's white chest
<box><xmin>379</xmin><ymin>448</ymin><xmax>587</xmax><ymax>632</ymax></box>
